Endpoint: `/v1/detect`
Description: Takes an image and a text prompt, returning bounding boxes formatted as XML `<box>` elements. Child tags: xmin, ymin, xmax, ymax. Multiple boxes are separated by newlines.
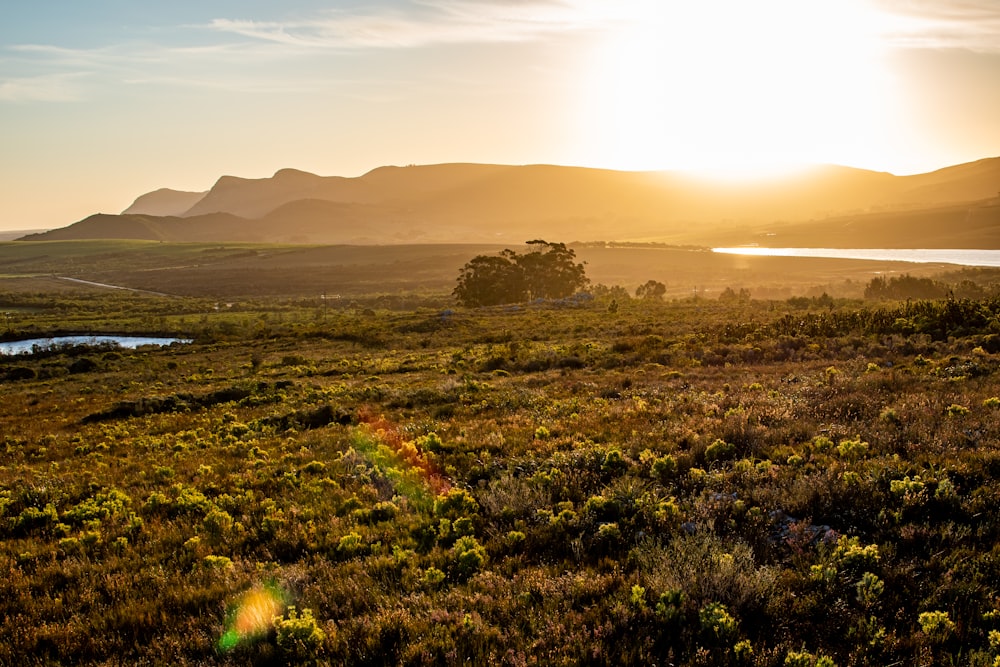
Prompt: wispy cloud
<box><xmin>0</xmin><ymin>72</ymin><xmax>90</xmax><ymax>102</ymax></box>
<box><xmin>874</xmin><ymin>0</ymin><xmax>1000</xmax><ymax>52</ymax></box>
<box><xmin>206</xmin><ymin>0</ymin><xmax>613</xmax><ymax>50</ymax></box>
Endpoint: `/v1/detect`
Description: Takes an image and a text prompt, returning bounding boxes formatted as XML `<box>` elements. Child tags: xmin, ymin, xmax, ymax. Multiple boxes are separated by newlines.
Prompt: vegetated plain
<box><xmin>6</xmin><ymin>247</ymin><xmax>1000</xmax><ymax>666</ymax></box>
<box><xmin>0</xmin><ymin>239</ymin><xmax>966</xmax><ymax>303</ymax></box>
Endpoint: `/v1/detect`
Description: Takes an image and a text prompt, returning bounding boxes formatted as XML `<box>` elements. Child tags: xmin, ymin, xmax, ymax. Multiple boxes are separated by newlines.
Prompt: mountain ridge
<box><xmin>25</xmin><ymin>157</ymin><xmax>1000</xmax><ymax>247</ymax></box>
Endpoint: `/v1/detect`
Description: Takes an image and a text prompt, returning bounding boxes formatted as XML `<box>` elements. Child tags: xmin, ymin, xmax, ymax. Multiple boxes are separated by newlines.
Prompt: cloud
<box><xmin>205</xmin><ymin>0</ymin><xmax>613</xmax><ymax>50</ymax></box>
<box><xmin>0</xmin><ymin>72</ymin><xmax>89</xmax><ymax>102</ymax></box>
<box><xmin>873</xmin><ymin>0</ymin><xmax>1000</xmax><ymax>52</ymax></box>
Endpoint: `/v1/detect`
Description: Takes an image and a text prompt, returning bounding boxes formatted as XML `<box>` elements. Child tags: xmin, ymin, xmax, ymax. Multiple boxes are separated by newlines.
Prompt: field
<box><xmin>4</xmin><ymin>244</ymin><xmax>1000</xmax><ymax>665</ymax></box>
<box><xmin>0</xmin><ymin>240</ymin><xmax>969</xmax><ymax>301</ymax></box>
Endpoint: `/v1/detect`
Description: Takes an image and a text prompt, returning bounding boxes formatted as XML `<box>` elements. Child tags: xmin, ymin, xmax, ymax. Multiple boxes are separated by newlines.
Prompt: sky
<box><xmin>2</xmin><ymin>0</ymin><xmax>1000</xmax><ymax>231</ymax></box>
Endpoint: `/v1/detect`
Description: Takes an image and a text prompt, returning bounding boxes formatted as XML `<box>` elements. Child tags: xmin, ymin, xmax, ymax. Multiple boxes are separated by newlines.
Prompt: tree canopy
<box><xmin>453</xmin><ymin>240</ymin><xmax>588</xmax><ymax>307</ymax></box>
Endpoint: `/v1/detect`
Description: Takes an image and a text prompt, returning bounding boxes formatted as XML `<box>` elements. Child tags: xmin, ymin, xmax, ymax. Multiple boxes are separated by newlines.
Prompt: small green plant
<box><xmin>856</xmin><ymin>572</ymin><xmax>884</xmax><ymax>608</ymax></box>
<box><xmin>705</xmin><ymin>438</ymin><xmax>736</xmax><ymax>463</ymax></box>
<box><xmin>422</xmin><ymin>566</ymin><xmax>446</xmax><ymax>588</ymax></box>
<box><xmin>655</xmin><ymin>590</ymin><xmax>685</xmax><ymax>624</ymax></box>
<box><xmin>785</xmin><ymin>650</ymin><xmax>836</xmax><ymax>667</ymax></box>
<box><xmin>651</xmin><ymin>454</ymin><xmax>677</xmax><ymax>479</ymax></box>
<box><xmin>451</xmin><ymin>535</ymin><xmax>487</xmax><ymax>578</ymax></box>
<box><xmin>337</xmin><ymin>531</ymin><xmax>365</xmax><ymax>557</ymax></box>
<box><xmin>699</xmin><ymin>602</ymin><xmax>737</xmax><ymax>641</ymax></box>
<box><xmin>734</xmin><ymin>639</ymin><xmax>754</xmax><ymax>661</ymax></box>
<box><xmin>203</xmin><ymin>554</ymin><xmax>233</xmax><ymax>570</ymax></box>
<box><xmin>918</xmin><ymin>610</ymin><xmax>955</xmax><ymax>641</ymax></box>
<box><xmin>946</xmin><ymin>403</ymin><xmax>970</xmax><ymax>417</ymax></box>
<box><xmin>274</xmin><ymin>606</ymin><xmax>327</xmax><ymax>663</ymax></box>
<box><xmin>630</xmin><ymin>584</ymin><xmax>647</xmax><ymax>610</ymax></box>
<box><xmin>837</xmin><ymin>437</ymin><xmax>869</xmax><ymax>462</ymax></box>
<box><xmin>890</xmin><ymin>475</ymin><xmax>924</xmax><ymax>496</ymax></box>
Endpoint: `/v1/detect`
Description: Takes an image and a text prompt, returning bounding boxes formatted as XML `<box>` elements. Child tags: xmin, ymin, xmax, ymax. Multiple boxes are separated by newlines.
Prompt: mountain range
<box><xmin>21</xmin><ymin>158</ymin><xmax>1000</xmax><ymax>247</ymax></box>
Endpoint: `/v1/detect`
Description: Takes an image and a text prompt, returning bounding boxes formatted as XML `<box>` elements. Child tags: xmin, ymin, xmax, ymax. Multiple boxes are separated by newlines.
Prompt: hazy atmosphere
<box><xmin>9</xmin><ymin>3</ymin><xmax>1000</xmax><ymax>666</ymax></box>
<box><xmin>3</xmin><ymin>0</ymin><xmax>1000</xmax><ymax>231</ymax></box>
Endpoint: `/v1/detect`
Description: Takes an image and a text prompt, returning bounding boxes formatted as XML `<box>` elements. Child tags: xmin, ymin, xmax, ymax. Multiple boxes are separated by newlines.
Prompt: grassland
<box><xmin>4</xmin><ymin>267</ymin><xmax>1000</xmax><ymax>665</ymax></box>
<box><xmin>0</xmin><ymin>240</ymin><xmax>968</xmax><ymax>301</ymax></box>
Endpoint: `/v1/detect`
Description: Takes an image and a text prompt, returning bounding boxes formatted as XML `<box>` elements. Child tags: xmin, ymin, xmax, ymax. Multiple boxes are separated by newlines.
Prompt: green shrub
<box><xmin>451</xmin><ymin>535</ymin><xmax>487</xmax><ymax>579</ymax></box>
<box><xmin>274</xmin><ymin>606</ymin><xmax>327</xmax><ymax>663</ymax></box>
<box><xmin>705</xmin><ymin>439</ymin><xmax>736</xmax><ymax>463</ymax></box>
<box><xmin>836</xmin><ymin>437</ymin><xmax>868</xmax><ymax>462</ymax></box>
<box><xmin>918</xmin><ymin>610</ymin><xmax>955</xmax><ymax>641</ymax></box>
<box><xmin>434</xmin><ymin>488</ymin><xmax>479</xmax><ymax>519</ymax></box>
<box><xmin>699</xmin><ymin>602</ymin><xmax>737</xmax><ymax>641</ymax></box>
<box><xmin>651</xmin><ymin>454</ymin><xmax>677</xmax><ymax>480</ymax></box>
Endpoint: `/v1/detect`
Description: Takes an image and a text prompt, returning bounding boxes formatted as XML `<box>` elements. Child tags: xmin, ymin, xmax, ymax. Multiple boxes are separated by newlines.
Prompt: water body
<box><xmin>0</xmin><ymin>335</ymin><xmax>191</xmax><ymax>356</ymax></box>
<box><xmin>712</xmin><ymin>248</ymin><xmax>1000</xmax><ymax>267</ymax></box>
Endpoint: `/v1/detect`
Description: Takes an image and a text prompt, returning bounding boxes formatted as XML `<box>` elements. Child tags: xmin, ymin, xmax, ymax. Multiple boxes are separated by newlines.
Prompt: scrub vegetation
<box><xmin>5</xmin><ymin>268</ymin><xmax>1000</xmax><ymax>665</ymax></box>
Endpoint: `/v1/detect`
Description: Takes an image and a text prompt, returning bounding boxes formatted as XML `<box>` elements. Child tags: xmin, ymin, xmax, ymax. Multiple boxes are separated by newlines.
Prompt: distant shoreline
<box><xmin>713</xmin><ymin>247</ymin><xmax>1000</xmax><ymax>267</ymax></box>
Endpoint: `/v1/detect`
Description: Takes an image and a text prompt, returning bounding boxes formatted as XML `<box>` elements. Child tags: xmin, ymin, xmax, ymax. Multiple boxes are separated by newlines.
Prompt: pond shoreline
<box><xmin>0</xmin><ymin>334</ymin><xmax>192</xmax><ymax>356</ymax></box>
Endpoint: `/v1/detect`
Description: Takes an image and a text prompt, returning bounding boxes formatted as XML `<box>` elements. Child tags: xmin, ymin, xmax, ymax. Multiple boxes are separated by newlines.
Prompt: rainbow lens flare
<box><xmin>218</xmin><ymin>583</ymin><xmax>289</xmax><ymax>652</ymax></box>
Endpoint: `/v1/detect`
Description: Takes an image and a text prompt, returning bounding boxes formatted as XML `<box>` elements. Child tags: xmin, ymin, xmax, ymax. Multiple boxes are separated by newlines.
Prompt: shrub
<box><xmin>918</xmin><ymin>610</ymin><xmax>955</xmax><ymax>641</ymax></box>
<box><xmin>699</xmin><ymin>602</ymin><xmax>738</xmax><ymax>641</ymax></box>
<box><xmin>274</xmin><ymin>607</ymin><xmax>327</xmax><ymax>663</ymax></box>
<box><xmin>337</xmin><ymin>531</ymin><xmax>366</xmax><ymax>558</ymax></box>
<box><xmin>785</xmin><ymin>650</ymin><xmax>836</xmax><ymax>667</ymax></box>
<box><xmin>836</xmin><ymin>438</ymin><xmax>869</xmax><ymax>462</ymax></box>
<box><xmin>203</xmin><ymin>508</ymin><xmax>234</xmax><ymax>538</ymax></box>
<box><xmin>830</xmin><ymin>536</ymin><xmax>880</xmax><ymax>571</ymax></box>
<box><xmin>602</xmin><ymin>448</ymin><xmax>626</xmax><ymax>473</ymax></box>
<box><xmin>422</xmin><ymin>567</ymin><xmax>446</xmax><ymax>588</ymax></box>
<box><xmin>651</xmin><ymin>454</ymin><xmax>677</xmax><ymax>480</ymax></box>
<box><xmin>451</xmin><ymin>535</ymin><xmax>487</xmax><ymax>579</ymax></box>
<box><xmin>630</xmin><ymin>584</ymin><xmax>647</xmax><ymax>609</ymax></box>
<box><xmin>656</xmin><ymin>590</ymin><xmax>685</xmax><ymax>624</ymax></box>
<box><xmin>434</xmin><ymin>488</ymin><xmax>479</xmax><ymax>519</ymax></box>
<box><xmin>856</xmin><ymin>572</ymin><xmax>884</xmax><ymax>608</ymax></box>
<box><xmin>203</xmin><ymin>554</ymin><xmax>233</xmax><ymax>570</ymax></box>
<box><xmin>705</xmin><ymin>439</ymin><xmax>736</xmax><ymax>463</ymax></box>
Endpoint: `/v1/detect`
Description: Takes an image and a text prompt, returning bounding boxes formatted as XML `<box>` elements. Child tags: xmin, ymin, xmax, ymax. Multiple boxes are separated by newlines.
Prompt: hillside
<box><xmin>23</xmin><ymin>158</ymin><xmax>1000</xmax><ymax>246</ymax></box>
<box><xmin>123</xmin><ymin>188</ymin><xmax>207</xmax><ymax>216</ymax></box>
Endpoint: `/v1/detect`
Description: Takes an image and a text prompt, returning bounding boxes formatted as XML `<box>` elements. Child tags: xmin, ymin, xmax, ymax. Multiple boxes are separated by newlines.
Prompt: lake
<box><xmin>712</xmin><ymin>248</ymin><xmax>1000</xmax><ymax>267</ymax></box>
<box><xmin>0</xmin><ymin>335</ymin><xmax>192</xmax><ymax>356</ymax></box>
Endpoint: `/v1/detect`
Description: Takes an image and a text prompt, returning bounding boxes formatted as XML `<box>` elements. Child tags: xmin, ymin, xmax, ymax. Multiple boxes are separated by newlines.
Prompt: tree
<box><xmin>453</xmin><ymin>241</ymin><xmax>588</xmax><ymax>307</ymax></box>
<box><xmin>635</xmin><ymin>280</ymin><xmax>666</xmax><ymax>301</ymax></box>
<box><xmin>453</xmin><ymin>253</ymin><xmax>525</xmax><ymax>307</ymax></box>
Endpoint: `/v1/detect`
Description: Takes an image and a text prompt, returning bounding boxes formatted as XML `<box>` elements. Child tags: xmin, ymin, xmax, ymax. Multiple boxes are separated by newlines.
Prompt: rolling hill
<box><xmin>122</xmin><ymin>188</ymin><xmax>208</xmax><ymax>216</ymax></box>
<box><xmin>21</xmin><ymin>158</ymin><xmax>1000</xmax><ymax>246</ymax></box>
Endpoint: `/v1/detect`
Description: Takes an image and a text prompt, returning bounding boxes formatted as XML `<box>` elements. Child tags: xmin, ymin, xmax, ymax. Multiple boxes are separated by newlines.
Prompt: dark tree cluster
<box><xmin>635</xmin><ymin>279</ymin><xmax>666</xmax><ymax>301</ymax></box>
<box><xmin>453</xmin><ymin>240</ymin><xmax>589</xmax><ymax>307</ymax></box>
<box><xmin>864</xmin><ymin>274</ymin><xmax>947</xmax><ymax>300</ymax></box>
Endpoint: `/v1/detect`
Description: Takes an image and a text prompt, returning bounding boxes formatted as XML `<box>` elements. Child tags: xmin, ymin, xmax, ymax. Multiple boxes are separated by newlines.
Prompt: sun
<box><xmin>576</xmin><ymin>0</ymin><xmax>898</xmax><ymax>177</ymax></box>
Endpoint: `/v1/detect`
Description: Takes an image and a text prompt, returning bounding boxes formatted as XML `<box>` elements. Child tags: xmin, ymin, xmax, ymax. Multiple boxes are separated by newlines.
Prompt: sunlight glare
<box><xmin>578</xmin><ymin>0</ymin><xmax>899</xmax><ymax>176</ymax></box>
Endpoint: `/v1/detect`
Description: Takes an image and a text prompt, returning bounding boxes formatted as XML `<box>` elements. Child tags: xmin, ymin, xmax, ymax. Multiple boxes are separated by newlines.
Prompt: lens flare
<box><xmin>218</xmin><ymin>584</ymin><xmax>288</xmax><ymax>652</ymax></box>
<box><xmin>357</xmin><ymin>407</ymin><xmax>451</xmax><ymax>497</ymax></box>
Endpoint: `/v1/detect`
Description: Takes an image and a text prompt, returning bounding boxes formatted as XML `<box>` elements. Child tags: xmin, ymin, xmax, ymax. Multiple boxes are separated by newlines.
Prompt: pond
<box><xmin>712</xmin><ymin>248</ymin><xmax>1000</xmax><ymax>267</ymax></box>
<box><xmin>0</xmin><ymin>335</ymin><xmax>192</xmax><ymax>356</ymax></box>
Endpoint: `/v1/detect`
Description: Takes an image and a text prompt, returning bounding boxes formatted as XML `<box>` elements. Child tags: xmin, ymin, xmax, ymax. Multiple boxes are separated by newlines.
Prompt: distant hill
<box><xmin>122</xmin><ymin>188</ymin><xmax>207</xmax><ymax>216</ymax></box>
<box><xmin>727</xmin><ymin>200</ymin><xmax>1000</xmax><ymax>249</ymax></box>
<box><xmin>22</xmin><ymin>158</ymin><xmax>1000</xmax><ymax>247</ymax></box>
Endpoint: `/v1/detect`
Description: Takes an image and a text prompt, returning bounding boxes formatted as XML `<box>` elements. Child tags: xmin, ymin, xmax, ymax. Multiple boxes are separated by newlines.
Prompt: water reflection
<box><xmin>712</xmin><ymin>248</ymin><xmax>1000</xmax><ymax>267</ymax></box>
<box><xmin>0</xmin><ymin>335</ymin><xmax>191</xmax><ymax>355</ymax></box>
